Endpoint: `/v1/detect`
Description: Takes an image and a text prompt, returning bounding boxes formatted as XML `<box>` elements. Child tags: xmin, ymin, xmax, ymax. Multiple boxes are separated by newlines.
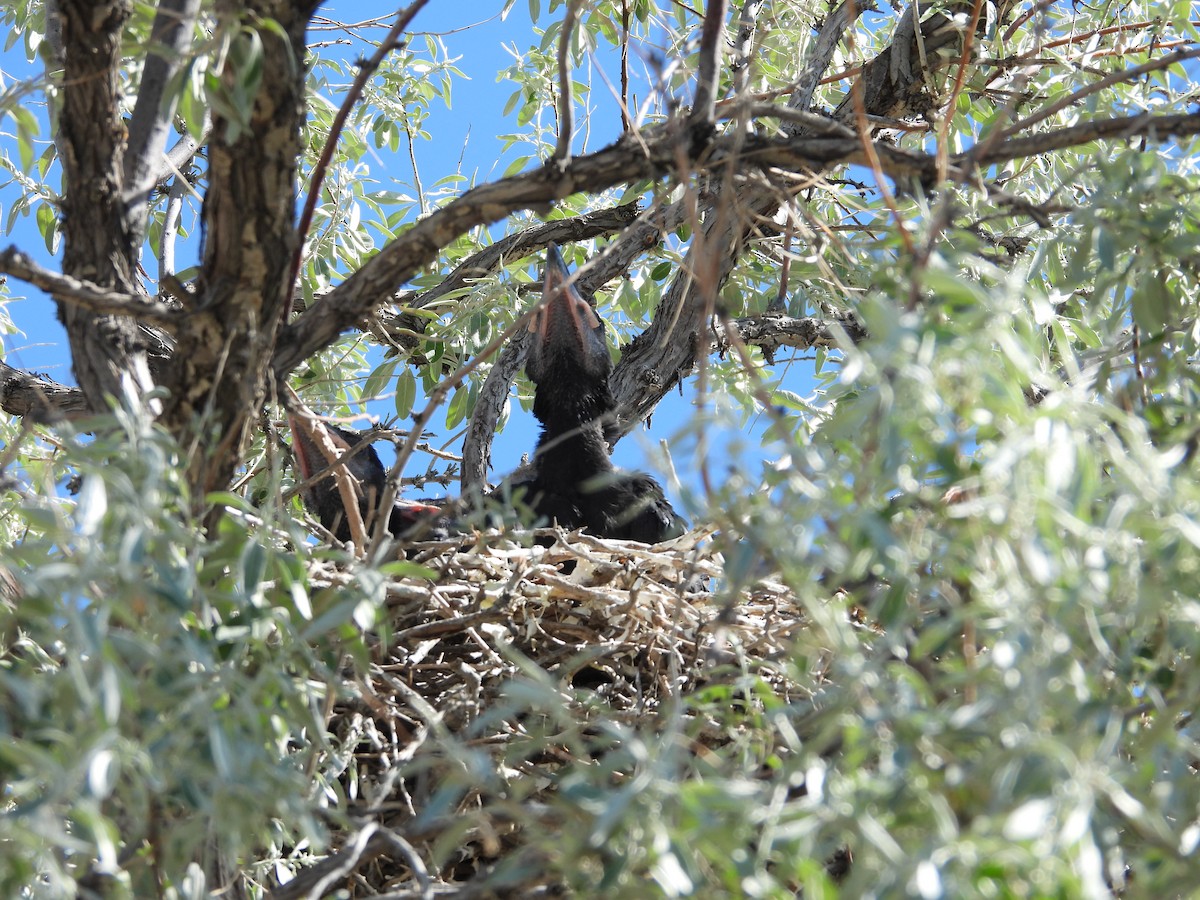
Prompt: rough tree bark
<box><xmin>56</xmin><ymin>0</ymin><xmax>154</xmax><ymax>409</ymax></box>
<box><xmin>158</xmin><ymin>0</ymin><xmax>316</xmax><ymax>505</ymax></box>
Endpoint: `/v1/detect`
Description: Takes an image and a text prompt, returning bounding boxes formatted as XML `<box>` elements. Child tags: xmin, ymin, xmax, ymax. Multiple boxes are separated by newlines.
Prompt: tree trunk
<box><xmin>159</xmin><ymin>0</ymin><xmax>312</xmax><ymax>506</ymax></box>
<box><xmin>56</xmin><ymin>0</ymin><xmax>153</xmax><ymax>408</ymax></box>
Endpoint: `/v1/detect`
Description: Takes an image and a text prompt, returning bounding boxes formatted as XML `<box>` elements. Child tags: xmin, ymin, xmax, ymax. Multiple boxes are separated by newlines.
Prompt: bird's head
<box><xmin>526</xmin><ymin>244</ymin><xmax>616</xmax><ymax>432</ymax></box>
<box><xmin>289</xmin><ymin>417</ymin><xmax>387</xmax><ymax>492</ymax></box>
<box><xmin>288</xmin><ymin>416</ymin><xmax>388</xmax><ymax>540</ymax></box>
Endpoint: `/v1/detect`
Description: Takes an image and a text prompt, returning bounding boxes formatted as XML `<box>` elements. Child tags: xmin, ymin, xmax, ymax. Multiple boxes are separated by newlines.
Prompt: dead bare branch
<box><xmin>710</xmin><ymin>312</ymin><xmax>868</xmax><ymax>357</ymax></box>
<box><xmin>122</xmin><ymin>0</ymin><xmax>202</xmax><ymax>247</ymax></box>
<box><xmin>0</xmin><ymin>361</ymin><xmax>90</xmax><ymax>422</ymax></box>
<box><xmin>0</xmin><ymin>247</ymin><xmax>178</xmax><ymax>325</ymax></box>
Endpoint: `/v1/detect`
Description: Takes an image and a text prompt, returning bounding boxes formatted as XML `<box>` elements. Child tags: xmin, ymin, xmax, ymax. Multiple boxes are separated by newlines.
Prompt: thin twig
<box><xmin>620</xmin><ymin>0</ymin><xmax>631</xmax><ymax>131</ymax></box>
<box><xmin>934</xmin><ymin>0</ymin><xmax>986</xmax><ymax>184</ymax></box>
<box><xmin>990</xmin><ymin>47</ymin><xmax>1200</xmax><ymax>146</ymax></box>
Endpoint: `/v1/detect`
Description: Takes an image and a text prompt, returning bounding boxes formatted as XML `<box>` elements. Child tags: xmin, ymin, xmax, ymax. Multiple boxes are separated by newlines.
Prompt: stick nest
<box><xmin>275</xmin><ymin>528</ymin><xmax>815</xmax><ymax>898</ymax></box>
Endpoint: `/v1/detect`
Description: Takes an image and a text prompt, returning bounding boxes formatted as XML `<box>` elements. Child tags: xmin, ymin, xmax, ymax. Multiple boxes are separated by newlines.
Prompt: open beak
<box><xmin>529</xmin><ymin>243</ymin><xmax>607</xmax><ymax>371</ymax></box>
<box><xmin>287</xmin><ymin>413</ymin><xmax>352</xmax><ymax>483</ymax></box>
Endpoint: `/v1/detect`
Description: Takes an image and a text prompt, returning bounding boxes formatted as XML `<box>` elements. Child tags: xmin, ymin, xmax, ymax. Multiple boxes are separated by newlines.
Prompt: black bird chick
<box><xmin>512</xmin><ymin>244</ymin><xmax>686</xmax><ymax>543</ymax></box>
<box><xmin>288</xmin><ymin>415</ymin><xmax>447</xmax><ymax>543</ymax></box>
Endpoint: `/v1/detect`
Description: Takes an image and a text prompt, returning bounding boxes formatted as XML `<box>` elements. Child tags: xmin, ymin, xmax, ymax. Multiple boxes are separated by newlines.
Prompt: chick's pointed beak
<box><xmin>530</xmin><ymin>243</ymin><xmax>605</xmax><ymax>370</ymax></box>
<box><xmin>288</xmin><ymin>413</ymin><xmax>350</xmax><ymax>481</ymax></box>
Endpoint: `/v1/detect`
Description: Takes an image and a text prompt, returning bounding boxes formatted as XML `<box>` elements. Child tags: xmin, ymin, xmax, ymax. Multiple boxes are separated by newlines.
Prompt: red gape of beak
<box><xmin>287</xmin><ymin>412</ymin><xmax>353</xmax><ymax>482</ymax></box>
<box><xmin>532</xmin><ymin>242</ymin><xmax>601</xmax><ymax>353</ymax></box>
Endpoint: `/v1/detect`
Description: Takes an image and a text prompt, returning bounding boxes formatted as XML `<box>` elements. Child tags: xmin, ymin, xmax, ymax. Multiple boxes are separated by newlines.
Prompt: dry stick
<box><xmin>0</xmin><ymin>247</ymin><xmax>179</xmax><ymax>325</ymax></box>
<box><xmin>284</xmin><ymin>393</ymin><xmax>371</xmax><ymax>549</ymax></box>
<box><xmin>774</xmin><ymin>216</ymin><xmax>794</xmax><ymax>313</ymax></box>
<box><xmin>158</xmin><ymin>176</ymin><xmax>188</xmax><ymax>283</ymax></box>
<box><xmin>304</xmin><ymin>824</ymin><xmax>390</xmax><ymax>900</ymax></box>
<box><xmin>1002</xmin><ymin>0</ymin><xmax>1059</xmax><ymax>42</ymax></box>
<box><xmin>404</xmin><ymin>111</ymin><xmax>427</xmax><ymax>217</ymax></box>
<box><xmin>911</xmin><ymin>0</ymin><xmax>988</xmax><ymax>284</ymax></box>
<box><xmin>286</xmin><ymin>0</ymin><xmax>431</xmax><ymax>320</ymax></box>
<box><xmin>281</xmin><ymin>429</ymin><xmax>400</xmax><ymax>505</ymax></box>
<box><xmin>731</xmin><ymin>0</ymin><xmax>766</xmax><ymax>97</ymax></box>
<box><xmin>1040</xmin><ymin>21</ymin><xmax>1200</xmax><ymax>51</ymax></box>
<box><xmin>967</xmin><ymin>6</ymin><xmax>1058</xmax><ymax>171</ymax></box>
<box><xmin>842</xmin><ymin>19</ymin><xmax>916</xmax><ymax>291</ymax></box>
<box><xmin>553</xmin><ymin>0</ymin><xmax>582</xmax><ymax>164</ymax></box>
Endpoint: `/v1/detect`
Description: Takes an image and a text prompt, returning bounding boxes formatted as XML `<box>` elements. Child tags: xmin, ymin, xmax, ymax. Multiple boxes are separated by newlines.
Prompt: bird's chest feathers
<box><xmin>532</xmin><ymin>423</ymin><xmax>614</xmax><ymax>493</ymax></box>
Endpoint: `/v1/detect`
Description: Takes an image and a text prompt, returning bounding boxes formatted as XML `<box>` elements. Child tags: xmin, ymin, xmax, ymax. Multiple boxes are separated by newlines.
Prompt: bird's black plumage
<box><xmin>288</xmin><ymin>416</ymin><xmax>447</xmax><ymax>543</ymax></box>
<box><xmin>510</xmin><ymin>244</ymin><xmax>687</xmax><ymax>543</ymax></box>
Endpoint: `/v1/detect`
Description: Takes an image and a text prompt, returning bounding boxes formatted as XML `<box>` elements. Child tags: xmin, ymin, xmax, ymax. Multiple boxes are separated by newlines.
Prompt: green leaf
<box><xmin>36</xmin><ymin>202</ymin><xmax>58</xmax><ymax>254</ymax></box>
<box><xmin>240</xmin><ymin>541</ymin><xmax>266</xmax><ymax>603</ymax></box>
<box><xmin>395</xmin><ymin>368</ymin><xmax>417</xmax><ymax>419</ymax></box>
<box><xmin>14</xmin><ymin>106</ymin><xmax>37</xmax><ymax>172</ymax></box>
<box><xmin>503</xmin><ymin>155</ymin><xmax>532</xmax><ymax>177</ymax></box>
<box><xmin>1130</xmin><ymin>277</ymin><xmax>1174</xmax><ymax>333</ymax></box>
<box><xmin>445</xmin><ymin>385</ymin><xmax>468</xmax><ymax>430</ymax></box>
<box><xmin>363</xmin><ymin>358</ymin><xmax>399</xmax><ymax>403</ymax></box>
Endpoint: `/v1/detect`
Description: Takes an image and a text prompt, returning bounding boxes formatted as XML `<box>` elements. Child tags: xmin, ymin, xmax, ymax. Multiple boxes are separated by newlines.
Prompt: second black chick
<box><xmin>288</xmin><ymin>415</ymin><xmax>448</xmax><ymax>544</ymax></box>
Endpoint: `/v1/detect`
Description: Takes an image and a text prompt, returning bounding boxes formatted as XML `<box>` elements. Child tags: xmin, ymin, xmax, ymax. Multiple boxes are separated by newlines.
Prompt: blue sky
<box><xmin>0</xmin><ymin>3</ymin><xmax>802</xmax><ymax>515</ymax></box>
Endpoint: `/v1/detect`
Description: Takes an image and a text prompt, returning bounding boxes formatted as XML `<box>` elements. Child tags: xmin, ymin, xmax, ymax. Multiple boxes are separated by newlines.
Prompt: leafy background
<box><xmin>1</xmin><ymin>0</ymin><xmax>1199</xmax><ymax>896</ymax></box>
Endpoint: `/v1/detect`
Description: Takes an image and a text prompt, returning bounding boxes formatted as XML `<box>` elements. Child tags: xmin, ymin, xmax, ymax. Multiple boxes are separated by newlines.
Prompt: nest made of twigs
<box><xmin>278</xmin><ymin>528</ymin><xmax>815</xmax><ymax>898</ymax></box>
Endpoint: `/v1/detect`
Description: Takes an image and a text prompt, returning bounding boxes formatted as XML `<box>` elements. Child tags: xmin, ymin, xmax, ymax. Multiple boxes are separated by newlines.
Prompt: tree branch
<box><xmin>964</xmin><ymin>110</ymin><xmax>1200</xmax><ymax>167</ymax></box>
<box><xmin>731</xmin><ymin>0</ymin><xmax>766</xmax><ymax>97</ymax></box>
<box><xmin>56</xmin><ymin>0</ymin><xmax>155</xmax><ymax>410</ymax></box>
<box><xmin>122</xmin><ymin>0</ymin><xmax>202</xmax><ymax>248</ymax></box>
<box><xmin>688</xmin><ymin>0</ymin><xmax>728</xmax><ymax>129</ymax></box>
<box><xmin>610</xmin><ymin>0</ymin><xmax>863</xmax><ymax>438</ymax></box>
<box><xmin>161</xmin><ymin>0</ymin><xmax>319</xmax><ymax>507</ymax></box>
<box><xmin>553</xmin><ymin>0</ymin><xmax>581</xmax><ymax>164</ymax></box>
<box><xmin>710</xmin><ymin>312</ymin><xmax>868</xmax><ymax>357</ymax></box>
<box><xmin>1</xmin><ymin>246</ymin><xmax>178</xmax><ymax>324</ymax></box>
<box><xmin>785</xmin><ymin>0</ymin><xmax>857</xmax><ymax>131</ymax></box>
<box><xmin>270</xmin><ymin>125</ymin><xmax>857</xmax><ymax>381</ymax></box>
<box><xmin>0</xmin><ymin>361</ymin><xmax>90</xmax><ymax>421</ymax></box>
<box><xmin>271</xmin><ymin>101</ymin><xmax>1200</xmax><ymax>391</ymax></box>
<box><xmin>373</xmin><ymin>202</ymin><xmax>641</xmax><ymax>353</ymax></box>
